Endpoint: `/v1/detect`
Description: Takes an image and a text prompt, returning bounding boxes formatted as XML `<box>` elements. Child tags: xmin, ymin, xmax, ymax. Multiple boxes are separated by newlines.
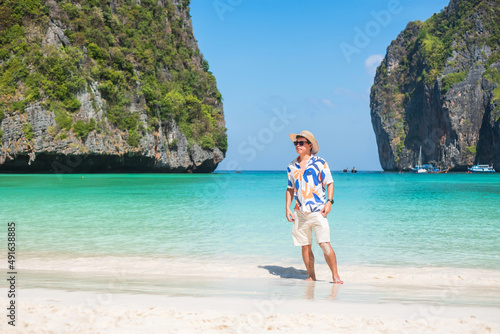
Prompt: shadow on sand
<box><xmin>258</xmin><ymin>265</ymin><xmax>309</xmax><ymax>279</ymax></box>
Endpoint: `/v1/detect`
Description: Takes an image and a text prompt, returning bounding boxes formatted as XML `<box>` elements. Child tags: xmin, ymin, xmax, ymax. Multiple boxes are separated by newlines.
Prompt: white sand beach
<box><xmin>2</xmin><ymin>261</ymin><xmax>500</xmax><ymax>333</ymax></box>
<box><xmin>1</xmin><ymin>288</ymin><xmax>499</xmax><ymax>334</ymax></box>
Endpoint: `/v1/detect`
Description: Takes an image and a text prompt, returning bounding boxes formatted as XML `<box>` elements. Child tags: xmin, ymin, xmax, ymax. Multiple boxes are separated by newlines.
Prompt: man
<box><xmin>285</xmin><ymin>130</ymin><xmax>343</xmax><ymax>284</ymax></box>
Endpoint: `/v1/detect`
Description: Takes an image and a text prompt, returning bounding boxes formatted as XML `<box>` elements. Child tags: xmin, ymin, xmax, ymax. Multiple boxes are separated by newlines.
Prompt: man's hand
<box><xmin>320</xmin><ymin>202</ymin><xmax>332</xmax><ymax>217</ymax></box>
<box><xmin>321</xmin><ymin>183</ymin><xmax>334</xmax><ymax>218</ymax></box>
<box><xmin>285</xmin><ymin>188</ymin><xmax>295</xmax><ymax>222</ymax></box>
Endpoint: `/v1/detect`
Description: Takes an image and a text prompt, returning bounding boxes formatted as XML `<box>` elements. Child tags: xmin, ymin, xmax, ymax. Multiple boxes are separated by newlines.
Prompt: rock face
<box><xmin>0</xmin><ymin>0</ymin><xmax>226</xmax><ymax>173</ymax></box>
<box><xmin>0</xmin><ymin>101</ymin><xmax>224</xmax><ymax>173</ymax></box>
<box><xmin>370</xmin><ymin>0</ymin><xmax>500</xmax><ymax>171</ymax></box>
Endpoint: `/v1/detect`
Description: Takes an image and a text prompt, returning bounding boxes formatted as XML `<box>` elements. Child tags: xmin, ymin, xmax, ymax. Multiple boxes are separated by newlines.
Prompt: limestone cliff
<box><xmin>370</xmin><ymin>0</ymin><xmax>500</xmax><ymax>171</ymax></box>
<box><xmin>0</xmin><ymin>0</ymin><xmax>226</xmax><ymax>173</ymax></box>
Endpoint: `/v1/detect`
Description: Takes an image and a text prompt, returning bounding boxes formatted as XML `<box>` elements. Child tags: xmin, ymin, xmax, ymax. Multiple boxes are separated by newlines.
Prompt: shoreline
<box><xmin>3</xmin><ymin>260</ymin><xmax>500</xmax><ymax>306</ymax></box>
<box><xmin>2</xmin><ymin>256</ymin><xmax>500</xmax><ymax>332</ymax></box>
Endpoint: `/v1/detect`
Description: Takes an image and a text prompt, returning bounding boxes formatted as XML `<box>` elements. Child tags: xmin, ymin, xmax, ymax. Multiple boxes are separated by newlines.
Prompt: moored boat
<box><xmin>413</xmin><ymin>146</ymin><xmax>448</xmax><ymax>173</ymax></box>
<box><xmin>413</xmin><ymin>146</ymin><xmax>427</xmax><ymax>173</ymax></box>
<box><xmin>428</xmin><ymin>167</ymin><xmax>449</xmax><ymax>174</ymax></box>
<box><xmin>467</xmin><ymin>164</ymin><xmax>496</xmax><ymax>173</ymax></box>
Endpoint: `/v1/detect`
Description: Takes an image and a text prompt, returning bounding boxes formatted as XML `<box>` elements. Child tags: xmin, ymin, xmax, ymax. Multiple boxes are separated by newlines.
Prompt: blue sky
<box><xmin>190</xmin><ymin>0</ymin><xmax>450</xmax><ymax>171</ymax></box>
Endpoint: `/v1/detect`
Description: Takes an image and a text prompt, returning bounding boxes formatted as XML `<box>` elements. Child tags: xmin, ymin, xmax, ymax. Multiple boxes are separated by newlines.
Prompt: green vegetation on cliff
<box><xmin>441</xmin><ymin>71</ymin><xmax>468</xmax><ymax>94</ymax></box>
<box><xmin>405</xmin><ymin>0</ymin><xmax>499</xmax><ymax>85</ymax></box>
<box><xmin>375</xmin><ymin>0</ymin><xmax>500</xmax><ymax>100</ymax></box>
<box><xmin>0</xmin><ymin>0</ymin><xmax>226</xmax><ymax>152</ymax></box>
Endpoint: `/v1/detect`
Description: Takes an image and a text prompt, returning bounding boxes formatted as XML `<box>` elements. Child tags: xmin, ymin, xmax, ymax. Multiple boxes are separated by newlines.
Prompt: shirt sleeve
<box><xmin>322</xmin><ymin>162</ymin><xmax>333</xmax><ymax>186</ymax></box>
<box><xmin>287</xmin><ymin>166</ymin><xmax>294</xmax><ymax>189</ymax></box>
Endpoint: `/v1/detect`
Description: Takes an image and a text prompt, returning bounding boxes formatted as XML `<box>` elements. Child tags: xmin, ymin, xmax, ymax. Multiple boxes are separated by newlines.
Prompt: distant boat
<box><xmin>351</xmin><ymin>167</ymin><xmax>357</xmax><ymax>173</ymax></box>
<box><xmin>413</xmin><ymin>146</ymin><xmax>427</xmax><ymax>173</ymax></box>
<box><xmin>417</xmin><ymin>163</ymin><xmax>449</xmax><ymax>173</ymax></box>
<box><xmin>342</xmin><ymin>168</ymin><xmax>349</xmax><ymax>173</ymax></box>
<box><xmin>412</xmin><ymin>147</ymin><xmax>448</xmax><ymax>173</ymax></box>
<box><xmin>428</xmin><ymin>167</ymin><xmax>449</xmax><ymax>174</ymax></box>
<box><xmin>467</xmin><ymin>164</ymin><xmax>496</xmax><ymax>173</ymax></box>
<box><xmin>420</xmin><ymin>164</ymin><xmax>444</xmax><ymax>173</ymax></box>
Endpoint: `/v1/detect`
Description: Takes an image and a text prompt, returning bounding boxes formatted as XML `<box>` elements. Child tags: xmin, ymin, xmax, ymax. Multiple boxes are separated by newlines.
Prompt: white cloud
<box><xmin>321</xmin><ymin>99</ymin><xmax>337</xmax><ymax>109</ymax></box>
<box><xmin>365</xmin><ymin>54</ymin><xmax>384</xmax><ymax>76</ymax></box>
<box><xmin>306</xmin><ymin>97</ymin><xmax>337</xmax><ymax>111</ymax></box>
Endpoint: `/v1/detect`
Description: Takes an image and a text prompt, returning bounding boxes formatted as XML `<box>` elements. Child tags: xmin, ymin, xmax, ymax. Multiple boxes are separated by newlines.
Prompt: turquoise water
<box><xmin>1</xmin><ymin>171</ymin><xmax>499</xmax><ymax>270</ymax></box>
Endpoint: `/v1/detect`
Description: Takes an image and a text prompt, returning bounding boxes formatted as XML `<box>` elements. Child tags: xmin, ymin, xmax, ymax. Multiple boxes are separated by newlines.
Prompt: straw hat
<box><xmin>289</xmin><ymin>130</ymin><xmax>319</xmax><ymax>154</ymax></box>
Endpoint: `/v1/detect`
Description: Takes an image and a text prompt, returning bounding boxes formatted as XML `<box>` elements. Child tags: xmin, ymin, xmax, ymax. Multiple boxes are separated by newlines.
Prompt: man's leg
<box><xmin>319</xmin><ymin>242</ymin><xmax>343</xmax><ymax>284</ymax></box>
<box><xmin>301</xmin><ymin>245</ymin><xmax>316</xmax><ymax>281</ymax></box>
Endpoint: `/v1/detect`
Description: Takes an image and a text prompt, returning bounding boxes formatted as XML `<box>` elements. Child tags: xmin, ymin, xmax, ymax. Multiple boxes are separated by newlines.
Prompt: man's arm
<box><xmin>320</xmin><ymin>182</ymin><xmax>334</xmax><ymax>217</ymax></box>
<box><xmin>286</xmin><ymin>188</ymin><xmax>295</xmax><ymax>222</ymax></box>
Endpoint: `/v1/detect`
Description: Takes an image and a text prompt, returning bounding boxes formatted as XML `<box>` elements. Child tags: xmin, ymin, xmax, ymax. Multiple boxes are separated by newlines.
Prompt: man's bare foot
<box><xmin>333</xmin><ymin>277</ymin><xmax>343</xmax><ymax>284</ymax></box>
<box><xmin>305</xmin><ymin>277</ymin><xmax>316</xmax><ymax>281</ymax></box>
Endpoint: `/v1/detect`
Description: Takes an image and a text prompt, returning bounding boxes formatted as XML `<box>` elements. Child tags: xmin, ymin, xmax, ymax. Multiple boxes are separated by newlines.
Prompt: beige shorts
<box><xmin>292</xmin><ymin>210</ymin><xmax>331</xmax><ymax>246</ymax></box>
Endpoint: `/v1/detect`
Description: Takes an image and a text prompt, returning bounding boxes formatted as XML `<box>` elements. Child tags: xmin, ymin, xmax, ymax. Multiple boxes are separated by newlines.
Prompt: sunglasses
<box><xmin>294</xmin><ymin>140</ymin><xmax>310</xmax><ymax>146</ymax></box>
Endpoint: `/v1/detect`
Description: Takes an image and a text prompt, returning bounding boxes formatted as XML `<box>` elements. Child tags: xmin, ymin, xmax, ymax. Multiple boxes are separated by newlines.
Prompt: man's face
<box><xmin>295</xmin><ymin>136</ymin><xmax>312</xmax><ymax>155</ymax></box>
